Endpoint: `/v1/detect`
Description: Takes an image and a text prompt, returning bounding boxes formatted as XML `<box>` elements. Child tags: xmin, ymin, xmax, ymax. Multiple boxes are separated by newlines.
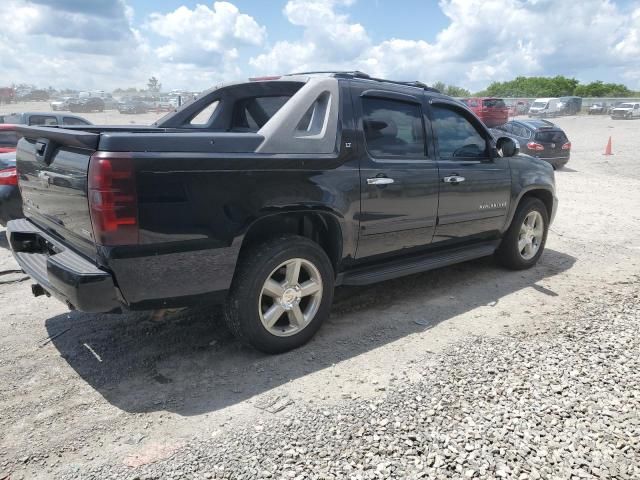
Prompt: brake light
<box><xmin>88</xmin><ymin>152</ymin><xmax>138</xmax><ymax>246</ymax></box>
<box><xmin>562</xmin><ymin>142</ymin><xmax>571</xmax><ymax>150</ymax></box>
<box><xmin>0</xmin><ymin>167</ymin><xmax>17</xmax><ymax>186</ymax></box>
<box><xmin>527</xmin><ymin>142</ymin><xmax>545</xmax><ymax>151</ymax></box>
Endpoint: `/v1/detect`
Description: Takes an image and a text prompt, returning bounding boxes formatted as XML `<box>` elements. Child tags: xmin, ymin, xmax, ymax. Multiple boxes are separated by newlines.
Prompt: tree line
<box><xmin>472</xmin><ymin>76</ymin><xmax>638</xmax><ymax>98</ymax></box>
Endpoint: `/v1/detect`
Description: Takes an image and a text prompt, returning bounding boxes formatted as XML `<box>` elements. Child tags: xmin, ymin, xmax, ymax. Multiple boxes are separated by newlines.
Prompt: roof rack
<box><xmin>283</xmin><ymin>71</ymin><xmax>440</xmax><ymax>93</ymax></box>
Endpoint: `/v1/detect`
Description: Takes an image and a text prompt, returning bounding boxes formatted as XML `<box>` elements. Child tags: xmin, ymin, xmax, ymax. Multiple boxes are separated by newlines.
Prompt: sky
<box><xmin>0</xmin><ymin>0</ymin><xmax>639</xmax><ymax>92</ymax></box>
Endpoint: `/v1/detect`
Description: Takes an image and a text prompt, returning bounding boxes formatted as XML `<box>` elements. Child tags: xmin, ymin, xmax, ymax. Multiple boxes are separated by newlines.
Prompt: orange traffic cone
<box><xmin>603</xmin><ymin>136</ymin><xmax>613</xmax><ymax>155</ymax></box>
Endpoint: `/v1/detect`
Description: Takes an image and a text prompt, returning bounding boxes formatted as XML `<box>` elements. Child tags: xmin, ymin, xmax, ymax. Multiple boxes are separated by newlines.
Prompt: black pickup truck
<box><xmin>7</xmin><ymin>72</ymin><xmax>557</xmax><ymax>353</ymax></box>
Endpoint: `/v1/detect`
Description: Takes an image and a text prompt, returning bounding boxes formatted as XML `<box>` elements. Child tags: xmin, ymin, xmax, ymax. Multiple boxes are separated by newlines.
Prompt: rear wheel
<box><xmin>224</xmin><ymin>235</ymin><xmax>334</xmax><ymax>354</ymax></box>
<box><xmin>495</xmin><ymin>197</ymin><xmax>549</xmax><ymax>270</ymax></box>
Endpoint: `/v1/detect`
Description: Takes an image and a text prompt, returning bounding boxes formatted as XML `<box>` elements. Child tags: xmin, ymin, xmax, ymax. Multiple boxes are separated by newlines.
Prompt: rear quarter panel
<box><xmin>504</xmin><ymin>154</ymin><xmax>556</xmax><ymax>228</ymax></box>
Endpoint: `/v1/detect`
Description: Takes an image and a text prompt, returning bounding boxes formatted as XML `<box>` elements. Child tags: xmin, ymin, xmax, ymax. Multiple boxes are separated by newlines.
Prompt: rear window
<box><xmin>29</xmin><ymin>115</ymin><xmax>58</xmax><ymax>126</ymax></box>
<box><xmin>483</xmin><ymin>99</ymin><xmax>506</xmax><ymax>108</ymax></box>
<box><xmin>0</xmin><ymin>131</ymin><xmax>17</xmax><ymax>148</ymax></box>
<box><xmin>232</xmin><ymin>96</ymin><xmax>291</xmax><ymax>132</ymax></box>
<box><xmin>535</xmin><ymin>130</ymin><xmax>567</xmax><ymax>143</ymax></box>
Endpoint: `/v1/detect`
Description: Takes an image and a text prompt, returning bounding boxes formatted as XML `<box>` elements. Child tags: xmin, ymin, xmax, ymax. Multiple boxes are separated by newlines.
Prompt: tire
<box><xmin>495</xmin><ymin>197</ymin><xmax>549</xmax><ymax>270</ymax></box>
<box><xmin>224</xmin><ymin>235</ymin><xmax>334</xmax><ymax>354</ymax></box>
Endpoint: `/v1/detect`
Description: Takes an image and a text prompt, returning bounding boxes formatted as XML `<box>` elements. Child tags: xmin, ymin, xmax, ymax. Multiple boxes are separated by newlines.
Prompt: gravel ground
<box><xmin>71</xmin><ymin>279</ymin><xmax>640</xmax><ymax>480</ymax></box>
<box><xmin>0</xmin><ymin>112</ymin><xmax>639</xmax><ymax>479</ymax></box>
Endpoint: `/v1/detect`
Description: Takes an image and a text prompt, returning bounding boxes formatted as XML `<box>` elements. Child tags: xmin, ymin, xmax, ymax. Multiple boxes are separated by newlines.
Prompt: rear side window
<box><xmin>63</xmin><ymin>117</ymin><xmax>90</xmax><ymax>126</ymax></box>
<box><xmin>232</xmin><ymin>96</ymin><xmax>291</xmax><ymax>132</ymax></box>
<box><xmin>0</xmin><ymin>131</ymin><xmax>17</xmax><ymax>147</ymax></box>
<box><xmin>535</xmin><ymin>130</ymin><xmax>567</xmax><ymax>143</ymax></box>
<box><xmin>483</xmin><ymin>99</ymin><xmax>506</xmax><ymax>108</ymax></box>
<box><xmin>431</xmin><ymin>105</ymin><xmax>487</xmax><ymax>159</ymax></box>
<box><xmin>29</xmin><ymin>115</ymin><xmax>58</xmax><ymax>126</ymax></box>
<box><xmin>511</xmin><ymin>125</ymin><xmax>530</xmax><ymax>138</ymax></box>
<box><xmin>362</xmin><ymin>97</ymin><xmax>426</xmax><ymax>158</ymax></box>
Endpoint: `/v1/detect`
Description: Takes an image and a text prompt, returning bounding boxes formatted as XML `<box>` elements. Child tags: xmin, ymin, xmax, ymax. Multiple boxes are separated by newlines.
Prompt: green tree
<box><xmin>574</xmin><ymin>81</ymin><xmax>633</xmax><ymax>97</ymax></box>
<box><xmin>432</xmin><ymin>81</ymin><xmax>470</xmax><ymax>97</ymax></box>
<box><xmin>147</xmin><ymin>76</ymin><xmax>162</xmax><ymax>93</ymax></box>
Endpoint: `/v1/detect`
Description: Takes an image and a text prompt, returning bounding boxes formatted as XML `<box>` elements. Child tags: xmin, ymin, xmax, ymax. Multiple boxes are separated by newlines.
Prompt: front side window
<box><xmin>361</xmin><ymin>97</ymin><xmax>426</xmax><ymax>158</ymax></box>
<box><xmin>431</xmin><ymin>105</ymin><xmax>487</xmax><ymax>159</ymax></box>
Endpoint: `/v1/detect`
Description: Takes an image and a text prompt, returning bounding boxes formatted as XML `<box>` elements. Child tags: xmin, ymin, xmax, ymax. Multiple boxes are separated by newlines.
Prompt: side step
<box><xmin>340</xmin><ymin>241</ymin><xmax>499</xmax><ymax>286</ymax></box>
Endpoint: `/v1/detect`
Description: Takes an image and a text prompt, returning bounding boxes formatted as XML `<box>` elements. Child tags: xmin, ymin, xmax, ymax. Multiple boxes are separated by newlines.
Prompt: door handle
<box><xmin>443</xmin><ymin>175</ymin><xmax>466</xmax><ymax>184</ymax></box>
<box><xmin>367</xmin><ymin>177</ymin><xmax>395</xmax><ymax>185</ymax></box>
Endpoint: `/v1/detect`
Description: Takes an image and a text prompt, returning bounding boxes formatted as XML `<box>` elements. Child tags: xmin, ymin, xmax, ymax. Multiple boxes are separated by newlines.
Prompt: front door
<box><xmin>354</xmin><ymin>87</ymin><xmax>440</xmax><ymax>259</ymax></box>
<box><xmin>428</xmin><ymin>100</ymin><xmax>511</xmax><ymax>243</ymax></box>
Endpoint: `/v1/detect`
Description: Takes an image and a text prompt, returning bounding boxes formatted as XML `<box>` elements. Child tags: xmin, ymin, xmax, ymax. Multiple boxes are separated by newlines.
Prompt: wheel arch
<box><xmin>506</xmin><ymin>186</ymin><xmax>556</xmax><ymax>230</ymax></box>
<box><xmin>239</xmin><ymin>209</ymin><xmax>345</xmax><ymax>274</ymax></box>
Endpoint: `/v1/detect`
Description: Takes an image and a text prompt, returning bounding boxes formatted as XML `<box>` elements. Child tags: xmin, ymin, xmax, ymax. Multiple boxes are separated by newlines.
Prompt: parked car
<box><xmin>50</xmin><ymin>97</ymin><xmax>73</xmax><ymax>111</ymax></box>
<box><xmin>0</xmin><ymin>124</ymin><xmax>18</xmax><ymax>153</ymax></box>
<box><xmin>507</xmin><ymin>100</ymin><xmax>530</xmax><ymax>116</ymax></box>
<box><xmin>118</xmin><ymin>100</ymin><xmax>150</xmax><ymax>114</ymax></box>
<box><xmin>68</xmin><ymin>97</ymin><xmax>105</xmax><ymax>113</ymax></box>
<box><xmin>492</xmin><ymin>119</ymin><xmax>571</xmax><ymax>169</ymax></box>
<box><xmin>7</xmin><ymin>71</ymin><xmax>556</xmax><ymax>354</ymax></box>
<box><xmin>528</xmin><ymin>98</ymin><xmax>561</xmax><ymax>117</ymax></box>
<box><xmin>0</xmin><ymin>151</ymin><xmax>22</xmax><ymax>226</ymax></box>
<box><xmin>557</xmin><ymin>96</ymin><xmax>582</xmax><ymax>115</ymax></box>
<box><xmin>461</xmin><ymin>97</ymin><xmax>509</xmax><ymax>127</ymax></box>
<box><xmin>610</xmin><ymin>102</ymin><xmax>640</xmax><ymax>119</ymax></box>
<box><xmin>0</xmin><ymin>112</ymin><xmax>92</xmax><ymax>126</ymax></box>
<box><xmin>588</xmin><ymin>103</ymin><xmax>608</xmax><ymax>115</ymax></box>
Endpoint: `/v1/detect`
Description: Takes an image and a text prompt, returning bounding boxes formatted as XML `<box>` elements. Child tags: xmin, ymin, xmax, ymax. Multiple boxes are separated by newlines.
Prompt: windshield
<box><xmin>618</xmin><ymin>103</ymin><xmax>634</xmax><ymax>108</ymax></box>
<box><xmin>532</xmin><ymin>101</ymin><xmax>547</xmax><ymax>108</ymax></box>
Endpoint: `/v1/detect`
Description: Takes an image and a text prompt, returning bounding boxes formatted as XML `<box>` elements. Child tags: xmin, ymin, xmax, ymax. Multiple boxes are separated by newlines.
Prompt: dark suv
<box><xmin>492</xmin><ymin>119</ymin><xmax>571</xmax><ymax>169</ymax></box>
<box><xmin>8</xmin><ymin>71</ymin><xmax>557</xmax><ymax>353</ymax></box>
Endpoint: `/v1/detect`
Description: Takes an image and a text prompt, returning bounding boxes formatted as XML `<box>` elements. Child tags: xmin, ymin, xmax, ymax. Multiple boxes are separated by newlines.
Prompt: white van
<box><xmin>528</xmin><ymin>98</ymin><xmax>560</xmax><ymax>117</ymax></box>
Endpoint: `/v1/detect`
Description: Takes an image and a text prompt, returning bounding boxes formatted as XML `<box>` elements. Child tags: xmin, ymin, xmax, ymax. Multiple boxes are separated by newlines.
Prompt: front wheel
<box><xmin>224</xmin><ymin>235</ymin><xmax>334</xmax><ymax>354</ymax></box>
<box><xmin>495</xmin><ymin>198</ymin><xmax>549</xmax><ymax>270</ymax></box>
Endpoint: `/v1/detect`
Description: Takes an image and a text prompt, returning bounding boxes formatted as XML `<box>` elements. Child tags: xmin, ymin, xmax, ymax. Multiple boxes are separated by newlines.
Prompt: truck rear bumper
<box><xmin>7</xmin><ymin>218</ymin><xmax>121</xmax><ymax>313</ymax></box>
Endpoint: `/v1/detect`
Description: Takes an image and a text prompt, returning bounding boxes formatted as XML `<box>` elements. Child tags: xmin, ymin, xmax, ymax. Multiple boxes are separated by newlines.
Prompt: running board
<box><xmin>339</xmin><ymin>241</ymin><xmax>499</xmax><ymax>286</ymax></box>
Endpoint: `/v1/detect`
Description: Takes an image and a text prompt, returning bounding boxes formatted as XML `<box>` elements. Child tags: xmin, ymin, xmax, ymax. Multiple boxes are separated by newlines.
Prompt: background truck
<box><xmin>7</xmin><ymin>72</ymin><xmax>557</xmax><ymax>353</ymax></box>
<box><xmin>610</xmin><ymin>102</ymin><xmax>640</xmax><ymax>119</ymax></box>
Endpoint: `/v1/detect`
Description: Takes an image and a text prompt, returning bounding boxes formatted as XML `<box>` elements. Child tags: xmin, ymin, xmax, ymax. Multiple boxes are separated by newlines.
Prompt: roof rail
<box><xmin>284</xmin><ymin>71</ymin><xmax>371</xmax><ymax>79</ymax></box>
<box><xmin>282</xmin><ymin>71</ymin><xmax>440</xmax><ymax>93</ymax></box>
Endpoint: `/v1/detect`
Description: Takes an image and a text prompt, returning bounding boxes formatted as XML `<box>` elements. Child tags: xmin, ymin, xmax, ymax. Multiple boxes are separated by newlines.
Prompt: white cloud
<box><xmin>1</xmin><ymin>0</ymin><xmax>639</xmax><ymax>92</ymax></box>
<box><xmin>251</xmin><ymin>0</ymin><xmax>640</xmax><ymax>91</ymax></box>
<box><xmin>147</xmin><ymin>2</ymin><xmax>266</xmax><ymax>67</ymax></box>
<box><xmin>250</xmin><ymin>0</ymin><xmax>369</xmax><ymax>73</ymax></box>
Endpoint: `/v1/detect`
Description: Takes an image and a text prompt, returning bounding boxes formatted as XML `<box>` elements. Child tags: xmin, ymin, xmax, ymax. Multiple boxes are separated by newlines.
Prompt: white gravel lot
<box><xmin>0</xmin><ymin>108</ymin><xmax>639</xmax><ymax>479</ymax></box>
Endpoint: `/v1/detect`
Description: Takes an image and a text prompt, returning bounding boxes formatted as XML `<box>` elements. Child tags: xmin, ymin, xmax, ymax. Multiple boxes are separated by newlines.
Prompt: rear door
<box><xmin>429</xmin><ymin>100</ymin><xmax>511</xmax><ymax>243</ymax></box>
<box><xmin>353</xmin><ymin>86</ymin><xmax>440</xmax><ymax>259</ymax></box>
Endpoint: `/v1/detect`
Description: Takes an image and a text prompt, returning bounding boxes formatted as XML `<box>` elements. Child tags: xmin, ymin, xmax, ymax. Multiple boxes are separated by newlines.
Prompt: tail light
<box><xmin>562</xmin><ymin>142</ymin><xmax>571</xmax><ymax>150</ymax></box>
<box><xmin>527</xmin><ymin>142</ymin><xmax>545</xmax><ymax>151</ymax></box>
<box><xmin>0</xmin><ymin>167</ymin><xmax>17</xmax><ymax>186</ymax></box>
<box><xmin>88</xmin><ymin>152</ymin><xmax>138</xmax><ymax>246</ymax></box>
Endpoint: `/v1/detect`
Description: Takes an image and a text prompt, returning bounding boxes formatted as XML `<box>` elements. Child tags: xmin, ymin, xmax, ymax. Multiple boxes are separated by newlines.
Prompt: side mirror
<box><xmin>496</xmin><ymin>136</ymin><xmax>519</xmax><ymax>157</ymax></box>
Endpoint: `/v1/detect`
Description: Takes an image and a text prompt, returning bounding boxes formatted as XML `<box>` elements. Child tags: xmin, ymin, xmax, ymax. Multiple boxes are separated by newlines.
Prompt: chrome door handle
<box><xmin>367</xmin><ymin>177</ymin><xmax>395</xmax><ymax>185</ymax></box>
<box><xmin>443</xmin><ymin>175</ymin><xmax>466</xmax><ymax>184</ymax></box>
